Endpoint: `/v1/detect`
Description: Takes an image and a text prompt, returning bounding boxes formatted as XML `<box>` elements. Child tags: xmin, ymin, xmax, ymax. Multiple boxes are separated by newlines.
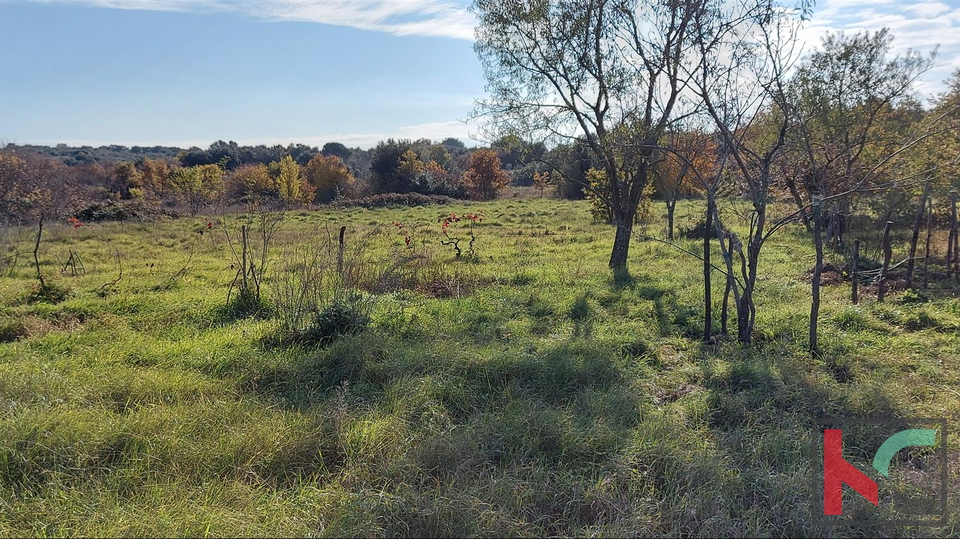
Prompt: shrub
<box><xmin>0</xmin><ymin>317</ymin><xmax>29</xmax><ymax>342</ymax></box>
<box><xmin>332</xmin><ymin>193</ymin><xmax>457</xmax><ymax>209</ymax></box>
<box><xmin>462</xmin><ymin>149</ymin><xmax>510</xmax><ymax>200</ymax></box>
<box><xmin>583</xmin><ymin>168</ymin><xmax>653</xmax><ymax>227</ymax></box>
<box><xmin>679</xmin><ymin>218</ymin><xmax>719</xmax><ymax>239</ymax></box>
<box><xmin>272</xmin><ymin>229</ymin><xmax>377</xmax><ymax>344</ymax></box>
<box><xmin>305</xmin><ymin>296</ymin><xmax>373</xmax><ymax>345</ymax></box>
<box><xmin>30</xmin><ymin>281</ymin><xmax>70</xmax><ymax>304</ymax></box>
<box><xmin>74</xmin><ymin>200</ymin><xmax>177</xmax><ymax>222</ymax></box>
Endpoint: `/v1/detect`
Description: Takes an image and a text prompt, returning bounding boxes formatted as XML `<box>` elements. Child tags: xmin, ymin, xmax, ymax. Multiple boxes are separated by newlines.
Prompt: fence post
<box><xmin>852</xmin><ymin>239</ymin><xmax>860</xmax><ymax>304</ymax></box>
<box><xmin>923</xmin><ymin>199</ymin><xmax>933</xmax><ymax>289</ymax></box>
<box><xmin>337</xmin><ymin>225</ymin><xmax>346</xmax><ymax>278</ymax></box>
<box><xmin>878</xmin><ymin>220</ymin><xmax>892</xmax><ymax>303</ymax></box>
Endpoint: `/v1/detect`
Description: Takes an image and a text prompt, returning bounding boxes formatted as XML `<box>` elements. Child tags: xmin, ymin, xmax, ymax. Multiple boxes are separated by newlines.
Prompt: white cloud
<box><xmin>800</xmin><ymin>0</ymin><xmax>960</xmax><ymax>96</ymax></box>
<box><xmin>903</xmin><ymin>1</ymin><xmax>952</xmax><ymax>18</ymax></box>
<box><xmin>102</xmin><ymin>119</ymin><xmax>474</xmax><ymax>149</ymax></box>
<box><xmin>25</xmin><ymin>0</ymin><xmax>476</xmax><ymax>40</ymax></box>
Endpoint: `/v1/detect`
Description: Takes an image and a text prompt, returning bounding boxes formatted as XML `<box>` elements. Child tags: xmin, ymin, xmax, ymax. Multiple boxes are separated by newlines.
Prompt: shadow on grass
<box><xmin>693</xmin><ymin>340</ymin><xmax>914</xmax><ymax>536</ymax></box>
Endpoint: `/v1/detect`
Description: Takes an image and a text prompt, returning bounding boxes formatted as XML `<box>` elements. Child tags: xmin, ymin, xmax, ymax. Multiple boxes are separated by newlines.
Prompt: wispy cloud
<box><xmin>800</xmin><ymin>0</ymin><xmax>960</xmax><ymax>96</ymax></box>
<box><xmin>25</xmin><ymin>0</ymin><xmax>477</xmax><ymax>40</ymax></box>
<box><xmin>237</xmin><ymin>119</ymin><xmax>476</xmax><ymax>148</ymax></box>
<box><xmin>10</xmin><ymin>119</ymin><xmax>477</xmax><ymax>149</ymax></box>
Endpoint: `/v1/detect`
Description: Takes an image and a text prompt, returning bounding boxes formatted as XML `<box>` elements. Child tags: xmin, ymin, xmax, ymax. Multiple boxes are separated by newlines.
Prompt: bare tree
<box><xmin>473</xmin><ymin>0</ymin><xmax>708</xmax><ymax>275</ymax></box>
<box><xmin>688</xmin><ymin>0</ymin><xmax>806</xmax><ymax>344</ymax></box>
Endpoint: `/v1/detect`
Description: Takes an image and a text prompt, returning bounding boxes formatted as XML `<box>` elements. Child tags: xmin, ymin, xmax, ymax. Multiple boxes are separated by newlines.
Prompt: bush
<box><xmin>304</xmin><ymin>297</ymin><xmax>372</xmax><ymax>345</ymax></box>
<box><xmin>30</xmin><ymin>281</ymin><xmax>70</xmax><ymax>304</ymax></box>
<box><xmin>332</xmin><ymin>193</ymin><xmax>458</xmax><ymax>209</ymax></box>
<box><xmin>0</xmin><ymin>317</ymin><xmax>29</xmax><ymax>343</ymax></box>
<box><xmin>679</xmin><ymin>218</ymin><xmax>719</xmax><ymax>239</ymax></box>
<box><xmin>897</xmin><ymin>289</ymin><xmax>929</xmax><ymax>305</ymax></box>
<box><xmin>74</xmin><ymin>200</ymin><xmax>177</xmax><ymax>222</ymax></box>
<box><xmin>271</xmin><ymin>230</ymin><xmax>377</xmax><ymax>344</ymax></box>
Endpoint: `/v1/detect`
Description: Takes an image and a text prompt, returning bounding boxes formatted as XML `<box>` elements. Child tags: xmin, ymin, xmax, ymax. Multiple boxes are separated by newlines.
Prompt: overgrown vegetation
<box><xmin>0</xmin><ymin>198</ymin><xmax>959</xmax><ymax>536</ymax></box>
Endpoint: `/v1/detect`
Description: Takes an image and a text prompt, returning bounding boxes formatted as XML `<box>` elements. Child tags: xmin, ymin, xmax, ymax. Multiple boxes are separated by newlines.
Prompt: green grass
<box><xmin>1</xmin><ymin>198</ymin><xmax>960</xmax><ymax>536</ymax></box>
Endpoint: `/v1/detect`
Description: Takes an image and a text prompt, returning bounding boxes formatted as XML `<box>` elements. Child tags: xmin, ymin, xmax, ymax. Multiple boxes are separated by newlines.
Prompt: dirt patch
<box><xmin>804</xmin><ymin>263</ymin><xmax>846</xmax><ymax>285</ymax></box>
<box><xmin>0</xmin><ymin>314</ymin><xmax>83</xmax><ymax>342</ymax></box>
<box><xmin>656</xmin><ymin>384</ymin><xmax>703</xmax><ymax>404</ymax></box>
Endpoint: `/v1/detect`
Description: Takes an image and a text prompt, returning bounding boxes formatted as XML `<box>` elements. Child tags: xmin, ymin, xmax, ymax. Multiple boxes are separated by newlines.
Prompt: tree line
<box><xmin>0</xmin><ymin>133</ymin><xmax>612</xmax><ymax>222</ymax></box>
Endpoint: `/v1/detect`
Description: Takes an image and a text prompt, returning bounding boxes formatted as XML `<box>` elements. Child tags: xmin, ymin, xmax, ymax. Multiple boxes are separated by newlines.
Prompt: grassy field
<box><xmin>1</xmin><ymin>197</ymin><xmax>959</xmax><ymax>537</ymax></box>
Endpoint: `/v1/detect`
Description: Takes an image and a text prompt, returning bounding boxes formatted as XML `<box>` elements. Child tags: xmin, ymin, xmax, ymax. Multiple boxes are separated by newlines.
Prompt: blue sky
<box><xmin>0</xmin><ymin>0</ymin><xmax>957</xmax><ymax>149</ymax></box>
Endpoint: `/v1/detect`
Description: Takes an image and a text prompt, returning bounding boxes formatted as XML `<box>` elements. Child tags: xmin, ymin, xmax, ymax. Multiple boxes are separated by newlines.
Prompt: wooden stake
<box><xmin>878</xmin><ymin>220</ymin><xmax>892</xmax><ymax>303</ymax></box>
<box><xmin>721</xmin><ymin>235</ymin><xmax>732</xmax><ymax>334</ymax></box>
<box><xmin>852</xmin><ymin>239</ymin><xmax>860</xmax><ymax>304</ymax></box>
<box><xmin>337</xmin><ymin>225</ymin><xmax>346</xmax><ymax>278</ymax></box>
<box><xmin>923</xmin><ymin>199</ymin><xmax>933</xmax><ymax>289</ymax></box>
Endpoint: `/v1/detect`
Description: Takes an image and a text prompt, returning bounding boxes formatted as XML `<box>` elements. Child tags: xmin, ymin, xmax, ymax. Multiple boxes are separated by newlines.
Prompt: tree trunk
<box><xmin>852</xmin><ymin>239</ymin><xmax>860</xmax><ymax>304</ymax></box>
<box><xmin>945</xmin><ymin>198</ymin><xmax>957</xmax><ymax>279</ymax></box>
<box><xmin>737</xmin><ymin>207</ymin><xmax>764</xmax><ymax>345</ymax></box>
<box><xmin>703</xmin><ymin>196</ymin><xmax>714</xmax><ymax>341</ymax></box>
<box><xmin>609</xmin><ymin>204</ymin><xmax>636</xmax><ymax>275</ymax></box>
<box><xmin>810</xmin><ymin>211</ymin><xmax>823</xmax><ymax>354</ymax></box>
<box><xmin>906</xmin><ymin>181</ymin><xmax>931</xmax><ymax>287</ymax></box>
<box><xmin>923</xmin><ymin>198</ymin><xmax>933</xmax><ymax>289</ymax></box>
<box><xmin>33</xmin><ymin>216</ymin><xmax>45</xmax><ymax>290</ymax></box>
<box><xmin>947</xmin><ymin>200</ymin><xmax>955</xmax><ymax>280</ymax></box>
<box><xmin>667</xmin><ymin>200</ymin><xmax>676</xmax><ymax>241</ymax></box>
<box><xmin>737</xmin><ymin>295</ymin><xmax>752</xmax><ymax>344</ymax></box>
<box><xmin>241</xmin><ymin>224</ymin><xmax>249</xmax><ymax>293</ymax></box>
<box><xmin>721</xmin><ymin>235</ymin><xmax>733</xmax><ymax>335</ymax></box>
<box><xmin>878</xmin><ymin>220</ymin><xmax>893</xmax><ymax>302</ymax></box>
<box><xmin>785</xmin><ymin>177</ymin><xmax>812</xmax><ymax>233</ymax></box>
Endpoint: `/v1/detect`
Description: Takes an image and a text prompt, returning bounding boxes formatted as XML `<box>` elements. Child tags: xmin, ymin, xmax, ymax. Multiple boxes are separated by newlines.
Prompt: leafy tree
<box><xmin>0</xmin><ymin>152</ymin><xmax>27</xmax><ymax>221</ymax></box>
<box><xmin>321</xmin><ymin>142</ymin><xmax>353</xmax><ymax>160</ymax></box>
<box><xmin>226</xmin><ymin>164</ymin><xmax>274</xmax><ymax>207</ymax></box>
<box><xmin>112</xmin><ymin>162</ymin><xmax>143</xmax><ymax>199</ymax></box>
<box><xmin>585</xmin><ymin>168</ymin><xmax>652</xmax><ymax>226</ymax></box>
<box><xmin>441</xmin><ymin>138</ymin><xmax>466</xmax><ymax>150</ymax></box>
<box><xmin>652</xmin><ymin>131</ymin><xmax>714</xmax><ymax>240</ymax></box>
<box><xmin>370</xmin><ymin>139</ymin><xmax>412</xmax><ymax>193</ymax></box>
<box><xmin>422</xmin><ymin>144</ymin><xmax>453</xmax><ymax>169</ymax></box>
<box><xmin>784</xmin><ymin>29</ymin><xmax>936</xmax><ymax>352</ymax></box>
<box><xmin>303</xmin><ymin>154</ymin><xmax>356</xmax><ymax>203</ymax></box>
<box><xmin>275</xmin><ymin>155</ymin><xmax>313</xmax><ymax>207</ymax></box>
<box><xmin>462</xmin><ymin>149</ymin><xmax>510</xmax><ymax>200</ymax></box>
<box><xmin>547</xmin><ymin>142</ymin><xmax>592</xmax><ymax>200</ymax></box>
<box><xmin>474</xmin><ymin>0</ymin><xmax>716</xmax><ymax>273</ymax></box>
<box><xmin>137</xmin><ymin>158</ymin><xmax>173</xmax><ymax>203</ymax></box>
<box><xmin>532</xmin><ymin>170</ymin><xmax>552</xmax><ymax>198</ymax></box>
<box><xmin>286</xmin><ymin>144</ymin><xmax>319</xmax><ymax>166</ymax></box>
<box><xmin>172</xmin><ymin>164</ymin><xmax>225</xmax><ymax>216</ymax></box>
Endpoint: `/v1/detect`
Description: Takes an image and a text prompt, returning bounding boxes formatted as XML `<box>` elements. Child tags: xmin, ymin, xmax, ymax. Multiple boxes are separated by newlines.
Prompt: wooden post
<box><xmin>953</xmin><ymin>195</ymin><xmax>960</xmax><ymax>281</ymax></box>
<box><xmin>907</xmin><ymin>180</ymin><xmax>931</xmax><ymax>288</ymax></box>
<box><xmin>33</xmin><ymin>216</ymin><xmax>45</xmax><ymax>290</ymax></box>
<box><xmin>878</xmin><ymin>220</ymin><xmax>893</xmax><ymax>303</ymax></box>
<box><xmin>810</xmin><ymin>196</ymin><xmax>823</xmax><ymax>354</ymax></box>
<box><xmin>337</xmin><ymin>225</ymin><xmax>346</xmax><ymax>278</ymax></box>
<box><xmin>852</xmin><ymin>239</ymin><xmax>860</xmax><ymax>304</ymax></box>
<box><xmin>948</xmin><ymin>204</ymin><xmax>955</xmax><ymax>280</ymax></box>
<box><xmin>923</xmin><ymin>199</ymin><xmax>933</xmax><ymax>289</ymax></box>
<box><xmin>240</xmin><ymin>224</ymin><xmax>249</xmax><ymax>293</ymax></box>
<box><xmin>703</xmin><ymin>195</ymin><xmax>714</xmax><ymax>342</ymax></box>
<box><xmin>721</xmin><ymin>236</ymin><xmax>733</xmax><ymax>335</ymax></box>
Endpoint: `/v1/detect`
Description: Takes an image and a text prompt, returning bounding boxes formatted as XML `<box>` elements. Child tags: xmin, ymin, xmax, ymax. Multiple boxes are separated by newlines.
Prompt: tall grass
<box><xmin>0</xmin><ymin>199</ymin><xmax>958</xmax><ymax>536</ymax></box>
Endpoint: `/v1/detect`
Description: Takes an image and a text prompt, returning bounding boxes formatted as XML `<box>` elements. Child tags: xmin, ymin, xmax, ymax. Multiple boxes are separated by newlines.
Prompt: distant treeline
<box><xmin>6</xmin><ymin>143</ymin><xmax>183</xmax><ymax>166</ymax></box>
<box><xmin>0</xmin><ymin>135</ymin><xmax>600</xmax><ymax>224</ymax></box>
